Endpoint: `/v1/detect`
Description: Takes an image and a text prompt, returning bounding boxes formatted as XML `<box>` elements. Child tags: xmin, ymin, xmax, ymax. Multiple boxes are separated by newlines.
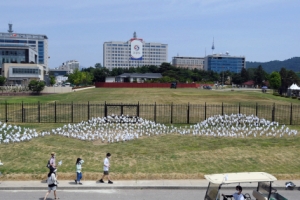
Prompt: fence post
<box><xmin>54</xmin><ymin>101</ymin><xmax>57</xmax><ymax>123</ymax></box>
<box><xmin>38</xmin><ymin>101</ymin><xmax>40</xmax><ymax>123</ymax></box>
<box><xmin>88</xmin><ymin>101</ymin><xmax>90</xmax><ymax>120</ymax></box>
<box><xmin>5</xmin><ymin>101</ymin><xmax>7</xmax><ymax>122</ymax></box>
<box><xmin>204</xmin><ymin>102</ymin><xmax>206</xmax><ymax>120</ymax></box>
<box><xmin>272</xmin><ymin>103</ymin><xmax>275</xmax><ymax>122</ymax></box>
<box><xmin>171</xmin><ymin>102</ymin><xmax>173</xmax><ymax>124</ymax></box>
<box><xmin>256</xmin><ymin>102</ymin><xmax>258</xmax><ymax>116</ymax></box>
<box><xmin>22</xmin><ymin>101</ymin><xmax>24</xmax><ymax>123</ymax></box>
<box><xmin>72</xmin><ymin>101</ymin><xmax>74</xmax><ymax>123</ymax></box>
<box><xmin>137</xmin><ymin>101</ymin><xmax>140</xmax><ymax>117</ymax></box>
<box><xmin>222</xmin><ymin>102</ymin><xmax>224</xmax><ymax>116</ymax></box>
<box><xmin>290</xmin><ymin>103</ymin><xmax>293</xmax><ymax>125</ymax></box>
<box><xmin>238</xmin><ymin>102</ymin><xmax>240</xmax><ymax>114</ymax></box>
<box><xmin>104</xmin><ymin>101</ymin><xmax>107</xmax><ymax>117</ymax></box>
<box><xmin>187</xmin><ymin>103</ymin><xmax>190</xmax><ymax>124</ymax></box>
<box><xmin>121</xmin><ymin>103</ymin><xmax>123</xmax><ymax>116</ymax></box>
<box><xmin>154</xmin><ymin>102</ymin><xmax>156</xmax><ymax>122</ymax></box>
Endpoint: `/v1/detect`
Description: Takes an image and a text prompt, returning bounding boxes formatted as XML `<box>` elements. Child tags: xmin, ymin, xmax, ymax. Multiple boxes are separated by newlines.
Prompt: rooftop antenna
<box><xmin>8</xmin><ymin>23</ymin><xmax>13</xmax><ymax>33</ymax></box>
<box><xmin>177</xmin><ymin>53</ymin><xmax>179</xmax><ymax>57</ymax></box>
<box><xmin>205</xmin><ymin>48</ymin><xmax>206</xmax><ymax>57</ymax></box>
<box><xmin>211</xmin><ymin>37</ymin><xmax>215</xmax><ymax>54</ymax></box>
<box><xmin>133</xmin><ymin>31</ymin><xmax>137</xmax><ymax>39</ymax></box>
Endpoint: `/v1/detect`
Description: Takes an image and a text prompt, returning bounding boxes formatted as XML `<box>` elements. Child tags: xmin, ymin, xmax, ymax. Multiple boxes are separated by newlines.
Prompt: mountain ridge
<box><xmin>246</xmin><ymin>57</ymin><xmax>300</xmax><ymax>73</ymax></box>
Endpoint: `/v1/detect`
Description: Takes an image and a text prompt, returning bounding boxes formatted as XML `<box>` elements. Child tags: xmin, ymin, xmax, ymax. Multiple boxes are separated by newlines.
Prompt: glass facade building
<box><xmin>0</xmin><ymin>32</ymin><xmax>48</xmax><ymax>71</ymax></box>
<box><xmin>204</xmin><ymin>54</ymin><xmax>246</xmax><ymax>73</ymax></box>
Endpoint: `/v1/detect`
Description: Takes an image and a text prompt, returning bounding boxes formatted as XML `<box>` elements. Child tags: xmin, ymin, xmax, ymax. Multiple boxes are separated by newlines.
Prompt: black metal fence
<box><xmin>0</xmin><ymin>102</ymin><xmax>300</xmax><ymax>125</ymax></box>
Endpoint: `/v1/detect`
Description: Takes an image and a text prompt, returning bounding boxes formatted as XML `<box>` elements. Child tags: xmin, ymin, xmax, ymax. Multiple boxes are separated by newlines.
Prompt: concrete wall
<box><xmin>42</xmin><ymin>86</ymin><xmax>73</xmax><ymax>93</ymax></box>
<box><xmin>95</xmin><ymin>82</ymin><xmax>200</xmax><ymax>88</ymax></box>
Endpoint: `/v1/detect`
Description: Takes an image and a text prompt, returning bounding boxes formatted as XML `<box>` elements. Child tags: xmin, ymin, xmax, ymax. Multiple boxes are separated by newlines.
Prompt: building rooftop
<box><xmin>117</xmin><ymin>73</ymin><xmax>162</xmax><ymax>79</ymax></box>
<box><xmin>0</xmin><ymin>32</ymin><xmax>48</xmax><ymax>39</ymax></box>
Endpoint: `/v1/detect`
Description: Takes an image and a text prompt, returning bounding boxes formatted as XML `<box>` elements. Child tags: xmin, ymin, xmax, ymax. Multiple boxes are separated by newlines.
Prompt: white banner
<box><xmin>130</xmin><ymin>40</ymin><xmax>143</xmax><ymax>60</ymax></box>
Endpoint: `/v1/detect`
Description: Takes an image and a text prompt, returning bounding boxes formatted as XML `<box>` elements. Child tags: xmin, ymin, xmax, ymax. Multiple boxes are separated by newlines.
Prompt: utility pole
<box><xmin>222</xmin><ymin>66</ymin><xmax>224</xmax><ymax>88</ymax></box>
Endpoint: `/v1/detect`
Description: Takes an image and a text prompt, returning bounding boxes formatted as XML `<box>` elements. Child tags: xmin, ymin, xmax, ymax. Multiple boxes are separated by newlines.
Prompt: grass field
<box><xmin>0</xmin><ymin>88</ymin><xmax>300</xmax><ymax>104</ymax></box>
<box><xmin>0</xmin><ymin>88</ymin><xmax>300</xmax><ymax>180</ymax></box>
<box><xmin>0</xmin><ymin>133</ymin><xmax>300</xmax><ymax>180</ymax></box>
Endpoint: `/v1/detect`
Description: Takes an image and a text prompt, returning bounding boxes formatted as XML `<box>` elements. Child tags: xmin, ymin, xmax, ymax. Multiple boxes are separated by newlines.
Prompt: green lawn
<box><xmin>0</xmin><ymin>88</ymin><xmax>299</xmax><ymax>104</ymax></box>
<box><xmin>0</xmin><ymin>134</ymin><xmax>299</xmax><ymax>180</ymax></box>
<box><xmin>0</xmin><ymin>88</ymin><xmax>300</xmax><ymax>180</ymax></box>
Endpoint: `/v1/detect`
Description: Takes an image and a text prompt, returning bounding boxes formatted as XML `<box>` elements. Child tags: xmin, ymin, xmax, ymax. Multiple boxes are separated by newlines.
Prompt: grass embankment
<box><xmin>0</xmin><ymin>88</ymin><xmax>300</xmax><ymax>180</ymax></box>
<box><xmin>0</xmin><ymin>88</ymin><xmax>299</xmax><ymax>104</ymax></box>
<box><xmin>0</xmin><ymin>134</ymin><xmax>299</xmax><ymax>180</ymax></box>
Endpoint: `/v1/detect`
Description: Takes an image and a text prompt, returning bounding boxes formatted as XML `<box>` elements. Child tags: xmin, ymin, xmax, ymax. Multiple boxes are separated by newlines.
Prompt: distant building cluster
<box><xmin>56</xmin><ymin>60</ymin><xmax>79</xmax><ymax>74</ymax></box>
<box><xmin>104</xmin><ymin>32</ymin><xmax>246</xmax><ymax>74</ymax></box>
<box><xmin>0</xmin><ymin>24</ymin><xmax>247</xmax><ymax>87</ymax></box>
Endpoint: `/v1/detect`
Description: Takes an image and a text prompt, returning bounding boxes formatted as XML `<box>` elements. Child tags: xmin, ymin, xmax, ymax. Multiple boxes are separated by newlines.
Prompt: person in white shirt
<box><xmin>99</xmin><ymin>153</ymin><xmax>113</xmax><ymax>184</ymax></box>
<box><xmin>222</xmin><ymin>185</ymin><xmax>245</xmax><ymax>200</ymax></box>
<box><xmin>44</xmin><ymin>168</ymin><xmax>58</xmax><ymax>200</ymax></box>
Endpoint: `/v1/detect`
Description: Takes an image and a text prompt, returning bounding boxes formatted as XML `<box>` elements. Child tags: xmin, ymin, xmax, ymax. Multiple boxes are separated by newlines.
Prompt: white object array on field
<box><xmin>0</xmin><ymin>114</ymin><xmax>298</xmax><ymax>144</ymax></box>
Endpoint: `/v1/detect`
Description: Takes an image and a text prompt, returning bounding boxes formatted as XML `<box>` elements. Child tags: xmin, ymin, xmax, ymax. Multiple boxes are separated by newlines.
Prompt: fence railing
<box><xmin>0</xmin><ymin>102</ymin><xmax>300</xmax><ymax>125</ymax></box>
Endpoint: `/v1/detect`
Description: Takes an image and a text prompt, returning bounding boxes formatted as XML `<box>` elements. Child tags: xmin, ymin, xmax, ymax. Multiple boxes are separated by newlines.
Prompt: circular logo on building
<box><xmin>134</xmin><ymin>45</ymin><xmax>140</xmax><ymax>51</ymax></box>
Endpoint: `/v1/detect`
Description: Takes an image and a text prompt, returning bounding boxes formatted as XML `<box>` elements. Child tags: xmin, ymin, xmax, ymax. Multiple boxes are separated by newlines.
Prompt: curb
<box><xmin>0</xmin><ymin>186</ymin><xmax>293</xmax><ymax>190</ymax></box>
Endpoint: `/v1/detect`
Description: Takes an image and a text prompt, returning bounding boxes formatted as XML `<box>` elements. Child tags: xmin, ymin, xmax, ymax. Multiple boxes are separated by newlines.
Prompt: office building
<box><xmin>204</xmin><ymin>53</ymin><xmax>246</xmax><ymax>73</ymax></box>
<box><xmin>58</xmin><ymin>60</ymin><xmax>79</xmax><ymax>74</ymax></box>
<box><xmin>0</xmin><ymin>24</ymin><xmax>49</xmax><ymax>71</ymax></box>
<box><xmin>172</xmin><ymin>56</ymin><xmax>204</xmax><ymax>70</ymax></box>
<box><xmin>0</xmin><ymin>44</ymin><xmax>45</xmax><ymax>85</ymax></box>
<box><xmin>103</xmin><ymin>32</ymin><xmax>168</xmax><ymax>69</ymax></box>
<box><xmin>3</xmin><ymin>63</ymin><xmax>44</xmax><ymax>85</ymax></box>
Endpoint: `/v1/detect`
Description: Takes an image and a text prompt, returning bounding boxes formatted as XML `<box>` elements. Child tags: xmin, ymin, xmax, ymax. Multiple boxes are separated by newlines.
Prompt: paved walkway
<box><xmin>0</xmin><ymin>180</ymin><xmax>299</xmax><ymax>190</ymax></box>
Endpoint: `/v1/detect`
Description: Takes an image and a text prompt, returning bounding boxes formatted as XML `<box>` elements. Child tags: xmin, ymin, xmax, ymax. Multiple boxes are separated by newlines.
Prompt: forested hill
<box><xmin>246</xmin><ymin>57</ymin><xmax>300</xmax><ymax>73</ymax></box>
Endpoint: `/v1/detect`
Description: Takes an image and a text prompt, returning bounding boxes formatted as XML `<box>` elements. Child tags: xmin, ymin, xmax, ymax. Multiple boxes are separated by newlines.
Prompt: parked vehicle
<box><xmin>204</xmin><ymin>172</ymin><xmax>288</xmax><ymax>200</ymax></box>
<box><xmin>170</xmin><ymin>82</ymin><xmax>177</xmax><ymax>89</ymax></box>
<box><xmin>203</xmin><ymin>85</ymin><xmax>212</xmax><ymax>90</ymax></box>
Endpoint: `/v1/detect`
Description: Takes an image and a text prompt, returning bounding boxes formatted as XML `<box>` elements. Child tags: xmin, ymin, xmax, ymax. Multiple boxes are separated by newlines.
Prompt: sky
<box><xmin>1</xmin><ymin>0</ymin><xmax>299</xmax><ymax>69</ymax></box>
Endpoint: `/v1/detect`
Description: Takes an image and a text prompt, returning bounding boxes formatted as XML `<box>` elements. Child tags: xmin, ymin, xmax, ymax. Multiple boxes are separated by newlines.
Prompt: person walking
<box><xmin>75</xmin><ymin>158</ymin><xmax>84</xmax><ymax>185</ymax></box>
<box><xmin>49</xmin><ymin>152</ymin><xmax>56</xmax><ymax>169</ymax></box>
<box><xmin>99</xmin><ymin>153</ymin><xmax>113</xmax><ymax>184</ymax></box>
<box><xmin>44</xmin><ymin>167</ymin><xmax>59</xmax><ymax>200</ymax></box>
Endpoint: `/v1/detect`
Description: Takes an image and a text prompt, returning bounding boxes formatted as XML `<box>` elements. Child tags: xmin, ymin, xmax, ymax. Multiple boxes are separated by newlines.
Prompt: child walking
<box><xmin>75</xmin><ymin>158</ymin><xmax>84</xmax><ymax>185</ymax></box>
<box><xmin>99</xmin><ymin>153</ymin><xmax>113</xmax><ymax>184</ymax></box>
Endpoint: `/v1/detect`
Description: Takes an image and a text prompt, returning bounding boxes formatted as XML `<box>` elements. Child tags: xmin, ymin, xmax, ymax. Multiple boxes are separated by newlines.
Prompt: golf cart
<box><xmin>204</xmin><ymin>172</ymin><xmax>288</xmax><ymax>200</ymax></box>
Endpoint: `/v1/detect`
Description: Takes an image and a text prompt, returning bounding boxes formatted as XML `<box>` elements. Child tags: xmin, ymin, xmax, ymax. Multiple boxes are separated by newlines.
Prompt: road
<box><xmin>0</xmin><ymin>189</ymin><xmax>298</xmax><ymax>200</ymax></box>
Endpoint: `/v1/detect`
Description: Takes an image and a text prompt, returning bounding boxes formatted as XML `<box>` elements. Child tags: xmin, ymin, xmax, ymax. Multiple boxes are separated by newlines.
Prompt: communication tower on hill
<box><xmin>211</xmin><ymin>37</ymin><xmax>215</xmax><ymax>54</ymax></box>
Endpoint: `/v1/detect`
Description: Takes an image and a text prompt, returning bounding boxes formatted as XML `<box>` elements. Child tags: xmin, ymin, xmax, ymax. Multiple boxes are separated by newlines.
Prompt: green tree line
<box><xmin>67</xmin><ymin>62</ymin><xmax>300</xmax><ymax>89</ymax></box>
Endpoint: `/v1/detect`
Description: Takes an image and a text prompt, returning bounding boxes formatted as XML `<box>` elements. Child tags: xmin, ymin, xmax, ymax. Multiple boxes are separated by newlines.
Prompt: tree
<box><xmin>49</xmin><ymin>75</ymin><xmax>56</xmax><ymax>86</ymax></box>
<box><xmin>28</xmin><ymin>80</ymin><xmax>45</xmax><ymax>93</ymax></box>
<box><xmin>93</xmin><ymin>67</ymin><xmax>110</xmax><ymax>82</ymax></box>
<box><xmin>0</xmin><ymin>76</ymin><xmax>6</xmax><ymax>86</ymax></box>
<box><xmin>269</xmin><ymin>72</ymin><xmax>281</xmax><ymax>89</ymax></box>
<box><xmin>279</xmin><ymin>67</ymin><xmax>288</xmax><ymax>89</ymax></box>
<box><xmin>95</xmin><ymin>63</ymin><xmax>102</xmax><ymax>68</ymax></box>
<box><xmin>254</xmin><ymin>65</ymin><xmax>268</xmax><ymax>86</ymax></box>
<box><xmin>240</xmin><ymin>67</ymin><xmax>249</xmax><ymax>83</ymax></box>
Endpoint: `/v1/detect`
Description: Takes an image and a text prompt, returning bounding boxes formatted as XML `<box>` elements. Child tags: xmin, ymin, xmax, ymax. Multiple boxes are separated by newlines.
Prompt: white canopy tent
<box><xmin>288</xmin><ymin>83</ymin><xmax>300</xmax><ymax>96</ymax></box>
<box><xmin>288</xmin><ymin>83</ymin><xmax>300</xmax><ymax>90</ymax></box>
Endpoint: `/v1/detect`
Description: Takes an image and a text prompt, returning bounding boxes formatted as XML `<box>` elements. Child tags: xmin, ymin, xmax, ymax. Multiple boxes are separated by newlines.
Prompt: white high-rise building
<box><xmin>103</xmin><ymin>32</ymin><xmax>168</xmax><ymax>69</ymax></box>
<box><xmin>0</xmin><ymin>24</ymin><xmax>49</xmax><ymax>72</ymax></box>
